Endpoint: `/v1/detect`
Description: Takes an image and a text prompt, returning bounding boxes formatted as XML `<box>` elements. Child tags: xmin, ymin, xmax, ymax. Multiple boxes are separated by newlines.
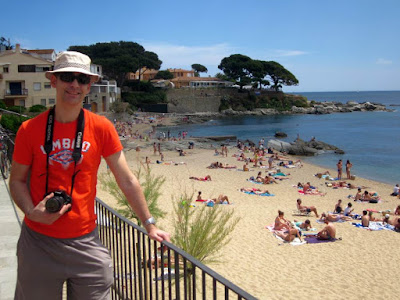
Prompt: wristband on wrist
<box><xmin>144</xmin><ymin>216</ymin><xmax>156</xmax><ymax>226</ymax></box>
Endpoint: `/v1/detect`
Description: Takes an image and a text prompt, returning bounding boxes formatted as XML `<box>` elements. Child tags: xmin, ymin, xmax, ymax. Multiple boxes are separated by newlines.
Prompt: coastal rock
<box><xmin>267</xmin><ymin>138</ymin><xmax>344</xmax><ymax>156</ymax></box>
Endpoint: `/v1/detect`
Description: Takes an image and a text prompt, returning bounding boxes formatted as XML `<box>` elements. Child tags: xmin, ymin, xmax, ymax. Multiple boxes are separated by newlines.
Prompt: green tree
<box><xmin>98</xmin><ymin>165</ymin><xmax>166</xmax><ymax>225</ymax></box>
<box><xmin>154</xmin><ymin>70</ymin><xmax>174</xmax><ymax>80</ymax></box>
<box><xmin>0</xmin><ymin>37</ymin><xmax>13</xmax><ymax>50</ymax></box>
<box><xmin>264</xmin><ymin>61</ymin><xmax>299</xmax><ymax>91</ymax></box>
<box><xmin>68</xmin><ymin>41</ymin><xmax>162</xmax><ymax>87</ymax></box>
<box><xmin>191</xmin><ymin>64</ymin><xmax>208</xmax><ymax>77</ymax></box>
<box><xmin>218</xmin><ymin>54</ymin><xmax>253</xmax><ymax>88</ymax></box>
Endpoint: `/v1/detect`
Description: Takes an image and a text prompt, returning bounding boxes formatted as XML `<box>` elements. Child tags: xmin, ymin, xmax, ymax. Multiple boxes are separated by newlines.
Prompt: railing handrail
<box><xmin>95</xmin><ymin>197</ymin><xmax>257</xmax><ymax>300</ymax></box>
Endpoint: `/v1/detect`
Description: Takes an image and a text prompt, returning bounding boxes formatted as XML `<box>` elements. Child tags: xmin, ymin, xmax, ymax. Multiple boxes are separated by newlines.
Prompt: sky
<box><xmin>3</xmin><ymin>0</ymin><xmax>400</xmax><ymax>92</ymax></box>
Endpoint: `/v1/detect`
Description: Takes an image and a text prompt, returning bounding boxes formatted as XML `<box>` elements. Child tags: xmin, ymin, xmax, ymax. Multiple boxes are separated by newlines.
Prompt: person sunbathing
<box><xmin>296</xmin><ymin>199</ymin><xmax>319</xmax><ymax>217</ymax></box>
<box><xmin>255</xmin><ymin>171</ymin><xmax>264</xmax><ymax>182</ymax></box>
<box><xmin>214</xmin><ymin>194</ymin><xmax>230</xmax><ymax>204</ymax></box>
<box><xmin>303</xmin><ymin>182</ymin><xmax>326</xmax><ymax>196</ymax></box>
<box><xmin>243</xmin><ymin>162</ymin><xmax>249</xmax><ymax>171</ymax></box>
<box><xmin>361</xmin><ymin>210</ymin><xmax>370</xmax><ymax>227</ymax></box>
<box><xmin>320</xmin><ymin>212</ymin><xmax>352</xmax><ymax>222</ymax></box>
<box><xmin>275</xmin><ymin>228</ymin><xmax>302</xmax><ymax>242</ymax></box>
<box><xmin>354</xmin><ymin>188</ymin><xmax>363</xmax><ymax>201</ymax></box>
<box><xmin>189</xmin><ymin>175</ymin><xmax>212</xmax><ymax>181</ymax></box>
<box><xmin>294</xmin><ymin>219</ymin><xmax>312</xmax><ymax>231</ymax></box>
<box><xmin>263</xmin><ymin>175</ymin><xmax>278</xmax><ymax>184</ymax></box>
<box><xmin>343</xmin><ymin>202</ymin><xmax>355</xmax><ymax>217</ymax></box>
<box><xmin>240</xmin><ymin>187</ymin><xmax>271</xmax><ymax>195</ymax></box>
<box><xmin>274</xmin><ymin>210</ymin><xmax>292</xmax><ymax>231</ymax></box>
<box><xmin>334</xmin><ymin>199</ymin><xmax>343</xmax><ymax>214</ymax></box>
<box><xmin>361</xmin><ymin>191</ymin><xmax>379</xmax><ymax>203</ymax></box>
<box><xmin>394</xmin><ymin>205</ymin><xmax>400</xmax><ymax>216</ymax></box>
<box><xmin>317</xmin><ymin>219</ymin><xmax>336</xmax><ymax>240</ymax></box>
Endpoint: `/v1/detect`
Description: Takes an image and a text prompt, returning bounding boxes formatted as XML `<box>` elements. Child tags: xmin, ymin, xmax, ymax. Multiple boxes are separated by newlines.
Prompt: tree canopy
<box><xmin>191</xmin><ymin>63</ymin><xmax>208</xmax><ymax>76</ymax></box>
<box><xmin>0</xmin><ymin>37</ymin><xmax>13</xmax><ymax>50</ymax></box>
<box><xmin>68</xmin><ymin>41</ymin><xmax>162</xmax><ymax>87</ymax></box>
<box><xmin>154</xmin><ymin>70</ymin><xmax>173</xmax><ymax>80</ymax></box>
<box><xmin>218</xmin><ymin>54</ymin><xmax>298</xmax><ymax>91</ymax></box>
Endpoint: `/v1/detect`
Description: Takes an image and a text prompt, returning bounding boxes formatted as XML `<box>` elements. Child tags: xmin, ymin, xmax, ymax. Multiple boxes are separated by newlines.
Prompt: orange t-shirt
<box><xmin>13</xmin><ymin>109</ymin><xmax>123</xmax><ymax>238</ymax></box>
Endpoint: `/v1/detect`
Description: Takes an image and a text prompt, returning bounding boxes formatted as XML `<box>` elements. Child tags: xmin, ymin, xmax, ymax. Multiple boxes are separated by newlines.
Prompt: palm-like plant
<box><xmin>98</xmin><ymin>164</ymin><xmax>166</xmax><ymax>225</ymax></box>
<box><xmin>172</xmin><ymin>192</ymin><xmax>240</xmax><ymax>265</ymax></box>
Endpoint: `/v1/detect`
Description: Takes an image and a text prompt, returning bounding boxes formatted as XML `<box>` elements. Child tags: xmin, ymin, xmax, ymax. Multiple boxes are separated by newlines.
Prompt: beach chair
<box><xmin>292</xmin><ymin>209</ymin><xmax>311</xmax><ymax>217</ymax></box>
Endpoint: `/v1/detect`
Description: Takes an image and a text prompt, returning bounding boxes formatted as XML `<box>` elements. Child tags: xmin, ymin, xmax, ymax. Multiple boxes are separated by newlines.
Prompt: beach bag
<box><xmin>206</xmin><ymin>201</ymin><xmax>214</xmax><ymax>207</ymax></box>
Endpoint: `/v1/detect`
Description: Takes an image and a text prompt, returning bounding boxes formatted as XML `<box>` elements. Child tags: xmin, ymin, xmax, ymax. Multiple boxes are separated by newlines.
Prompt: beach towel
<box><xmin>316</xmin><ymin>218</ymin><xmax>346</xmax><ymax>224</ymax></box>
<box><xmin>274</xmin><ymin>234</ymin><xmax>306</xmax><ymax>246</ymax></box>
<box><xmin>242</xmin><ymin>190</ymin><xmax>274</xmax><ymax>196</ymax></box>
<box><xmin>247</xmin><ymin>179</ymin><xmax>263</xmax><ymax>184</ymax></box>
<box><xmin>297</xmin><ymin>190</ymin><xmax>326</xmax><ymax>196</ymax></box>
<box><xmin>305</xmin><ymin>235</ymin><xmax>339</xmax><ymax>244</ymax></box>
<box><xmin>265</xmin><ymin>224</ymin><xmax>306</xmax><ymax>246</ymax></box>
<box><xmin>351</xmin><ymin>222</ymin><xmax>394</xmax><ymax>231</ymax></box>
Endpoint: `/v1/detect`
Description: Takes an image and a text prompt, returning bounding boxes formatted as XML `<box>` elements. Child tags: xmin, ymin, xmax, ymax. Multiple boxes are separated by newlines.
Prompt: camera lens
<box><xmin>45</xmin><ymin>196</ymin><xmax>63</xmax><ymax>213</ymax></box>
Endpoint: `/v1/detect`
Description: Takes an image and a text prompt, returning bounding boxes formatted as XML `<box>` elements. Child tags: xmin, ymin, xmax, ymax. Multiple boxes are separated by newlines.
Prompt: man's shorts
<box><xmin>15</xmin><ymin>223</ymin><xmax>113</xmax><ymax>300</ymax></box>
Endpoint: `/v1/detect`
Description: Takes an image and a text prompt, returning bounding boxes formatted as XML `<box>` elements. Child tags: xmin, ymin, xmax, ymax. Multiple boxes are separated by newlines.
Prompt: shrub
<box><xmin>0</xmin><ymin>100</ymin><xmax>6</xmax><ymax>109</ymax></box>
<box><xmin>29</xmin><ymin>105</ymin><xmax>47</xmax><ymax>113</ymax></box>
<box><xmin>0</xmin><ymin>114</ymin><xmax>30</xmax><ymax>133</ymax></box>
<box><xmin>172</xmin><ymin>192</ymin><xmax>240</xmax><ymax>265</ymax></box>
<box><xmin>98</xmin><ymin>164</ymin><xmax>166</xmax><ymax>225</ymax></box>
<box><xmin>7</xmin><ymin>106</ymin><xmax>26</xmax><ymax>114</ymax></box>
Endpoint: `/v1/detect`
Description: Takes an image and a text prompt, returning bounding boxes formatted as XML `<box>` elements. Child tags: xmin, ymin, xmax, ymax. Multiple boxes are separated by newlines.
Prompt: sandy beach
<box><xmin>96</xmin><ymin>116</ymin><xmax>400</xmax><ymax>300</ymax></box>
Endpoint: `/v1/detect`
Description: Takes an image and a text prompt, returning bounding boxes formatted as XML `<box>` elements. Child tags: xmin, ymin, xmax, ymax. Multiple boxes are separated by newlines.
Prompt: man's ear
<box><xmin>50</xmin><ymin>74</ymin><xmax>58</xmax><ymax>88</ymax></box>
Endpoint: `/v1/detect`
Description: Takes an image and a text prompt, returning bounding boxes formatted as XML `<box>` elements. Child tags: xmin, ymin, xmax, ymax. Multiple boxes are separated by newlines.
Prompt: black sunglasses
<box><xmin>57</xmin><ymin>72</ymin><xmax>91</xmax><ymax>85</ymax></box>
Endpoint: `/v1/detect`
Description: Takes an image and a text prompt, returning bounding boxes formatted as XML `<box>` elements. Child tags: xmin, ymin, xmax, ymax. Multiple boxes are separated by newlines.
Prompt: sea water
<box><xmin>158</xmin><ymin>91</ymin><xmax>400</xmax><ymax>185</ymax></box>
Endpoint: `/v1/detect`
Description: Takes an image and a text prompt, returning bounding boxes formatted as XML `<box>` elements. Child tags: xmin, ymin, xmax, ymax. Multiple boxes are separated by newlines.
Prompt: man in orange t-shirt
<box><xmin>10</xmin><ymin>51</ymin><xmax>170</xmax><ymax>300</ymax></box>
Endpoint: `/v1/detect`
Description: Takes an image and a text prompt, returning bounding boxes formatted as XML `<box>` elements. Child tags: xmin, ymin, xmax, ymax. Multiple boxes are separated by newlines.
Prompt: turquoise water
<box><xmin>159</xmin><ymin>91</ymin><xmax>400</xmax><ymax>185</ymax></box>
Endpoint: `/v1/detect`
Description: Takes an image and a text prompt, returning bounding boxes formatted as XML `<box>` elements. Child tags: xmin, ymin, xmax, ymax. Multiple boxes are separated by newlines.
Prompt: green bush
<box><xmin>7</xmin><ymin>106</ymin><xmax>26</xmax><ymax>114</ymax></box>
<box><xmin>29</xmin><ymin>105</ymin><xmax>47</xmax><ymax>113</ymax></box>
<box><xmin>0</xmin><ymin>114</ymin><xmax>30</xmax><ymax>133</ymax></box>
<box><xmin>0</xmin><ymin>100</ymin><xmax>6</xmax><ymax>109</ymax></box>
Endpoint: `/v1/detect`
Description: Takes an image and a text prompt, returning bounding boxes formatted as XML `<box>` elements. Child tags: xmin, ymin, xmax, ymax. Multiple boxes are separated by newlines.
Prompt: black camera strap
<box><xmin>44</xmin><ymin>106</ymin><xmax>85</xmax><ymax>198</ymax></box>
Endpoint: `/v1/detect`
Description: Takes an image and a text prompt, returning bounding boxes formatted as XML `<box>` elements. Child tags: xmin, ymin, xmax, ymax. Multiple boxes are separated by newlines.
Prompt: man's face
<box><xmin>51</xmin><ymin>72</ymin><xmax>92</xmax><ymax>106</ymax></box>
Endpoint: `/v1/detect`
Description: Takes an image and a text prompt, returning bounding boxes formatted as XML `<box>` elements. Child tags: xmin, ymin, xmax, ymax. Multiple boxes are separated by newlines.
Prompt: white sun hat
<box><xmin>45</xmin><ymin>51</ymin><xmax>100</xmax><ymax>82</ymax></box>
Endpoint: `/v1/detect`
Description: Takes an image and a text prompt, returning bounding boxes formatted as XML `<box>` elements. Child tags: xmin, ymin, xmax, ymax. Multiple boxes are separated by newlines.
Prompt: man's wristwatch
<box><xmin>144</xmin><ymin>216</ymin><xmax>156</xmax><ymax>226</ymax></box>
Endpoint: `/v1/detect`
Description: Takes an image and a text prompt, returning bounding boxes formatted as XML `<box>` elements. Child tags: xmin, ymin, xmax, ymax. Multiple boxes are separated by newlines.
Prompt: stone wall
<box><xmin>166</xmin><ymin>88</ymin><xmax>286</xmax><ymax>113</ymax></box>
<box><xmin>166</xmin><ymin>88</ymin><xmax>225</xmax><ymax>113</ymax></box>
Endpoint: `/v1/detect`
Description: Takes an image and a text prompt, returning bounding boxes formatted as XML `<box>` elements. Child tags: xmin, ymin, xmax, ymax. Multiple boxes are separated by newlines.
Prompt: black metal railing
<box><xmin>95</xmin><ymin>198</ymin><xmax>257</xmax><ymax>300</ymax></box>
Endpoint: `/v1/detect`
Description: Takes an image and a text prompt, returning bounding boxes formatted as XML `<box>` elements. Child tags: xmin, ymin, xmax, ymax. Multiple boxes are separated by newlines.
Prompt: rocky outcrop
<box><xmin>267</xmin><ymin>138</ymin><xmax>344</xmax><ymax>156</ymax></box>
<box><xmin>290</xmin><ymin>101</ymin><xmax>392</xmax><ymax>115</ymax></box>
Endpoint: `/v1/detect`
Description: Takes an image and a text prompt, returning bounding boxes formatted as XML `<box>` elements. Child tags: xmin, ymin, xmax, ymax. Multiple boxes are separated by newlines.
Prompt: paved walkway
<box><xmin>0</xmin><ymin>178</ymin><xmax>20</xmax><ymax>300</ymax></box>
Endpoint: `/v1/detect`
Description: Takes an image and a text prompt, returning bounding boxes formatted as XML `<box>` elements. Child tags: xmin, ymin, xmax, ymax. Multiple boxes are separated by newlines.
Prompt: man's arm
<box><xmin>9</xmin><ymin>161</ymin><xmax>70</xmax><ymax>224</ymax></box>
<box><xmin>105</xmin><ymin>150</ymin><xmax>170</xmax><ymax>243</ymax></box>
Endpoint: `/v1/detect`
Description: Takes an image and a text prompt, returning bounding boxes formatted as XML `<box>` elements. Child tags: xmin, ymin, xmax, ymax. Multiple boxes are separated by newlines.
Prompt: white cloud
<box><xmin>274</xmin><ymin>50</ymin><xmax>308</xmax><ymax>57</ymax></box>
<box><xmin>376</xmin><ymin>58</ymin><xmax>392</xmax><ymax>65</ymax></box>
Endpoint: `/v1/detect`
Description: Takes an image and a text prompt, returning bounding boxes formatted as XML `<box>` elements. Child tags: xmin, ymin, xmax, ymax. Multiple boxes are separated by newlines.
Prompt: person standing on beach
<box><xmin>9</xmin><ymin>51</ymin><xmax>170</xmax><ymax>300</ymax></box>
<box><xmin>337</xmin><ymin>159</ymin><xmax>343</xmax><ymax>179</ymax></box>
<box><xmin>346</xmin><ymin>160</ymin><xmax>353</xmax><ymax>179</ymax></box>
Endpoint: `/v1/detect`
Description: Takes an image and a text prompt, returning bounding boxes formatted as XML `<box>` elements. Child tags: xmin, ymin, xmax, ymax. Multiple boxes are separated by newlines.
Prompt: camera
<box><xmin>45</xmin><ymin>190</ymin><xmax>72</xmax><ymax>213</ymax></box>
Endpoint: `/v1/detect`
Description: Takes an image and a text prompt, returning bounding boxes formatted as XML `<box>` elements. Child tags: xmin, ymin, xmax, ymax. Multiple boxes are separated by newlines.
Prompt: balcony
<box><xmin>4</xmin><ymin>88</ymin><xmax>28</xmax><ymax>98</ymax></box>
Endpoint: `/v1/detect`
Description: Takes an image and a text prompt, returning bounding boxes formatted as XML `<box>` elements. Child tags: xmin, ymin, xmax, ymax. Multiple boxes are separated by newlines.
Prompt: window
<box><xmin>36</xmin><ymin>66</ymin><xmax>51</xmax><ymax>72</ymax></box>
<box><xmin>41</xmin><ymin>99</ymin><xmax>46</xmax><ymax>106</ymax></box>
<box><xmin>44</xmin><ymin>82</ymin><xmax>51</xmax><ymax>89</ymax></box>
<box><xmin>49</xmin><ymin>98</ymin><xmax>55</xmax><ymax>104</ymax></box>
<box><xmin>33</xmin><ymin>82</ymin><xmax>41</xmax><ymax>91</ymax></box>
<box><xmin>3</xmin><ymin>66</ymin><xmax>9</xmax><ymax>73</ymax></box>
<box><xmin>18</xmin><ymin>65</ymin><xmax>36</xmax><ymax>72</ymax></box>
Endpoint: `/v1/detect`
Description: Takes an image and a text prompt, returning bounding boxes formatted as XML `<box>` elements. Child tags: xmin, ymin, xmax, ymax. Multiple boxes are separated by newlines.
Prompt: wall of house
<box><xmin>0</xmin><ymin>51</ymin><xmax>55</xmax><ymax>107</ymax></box>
